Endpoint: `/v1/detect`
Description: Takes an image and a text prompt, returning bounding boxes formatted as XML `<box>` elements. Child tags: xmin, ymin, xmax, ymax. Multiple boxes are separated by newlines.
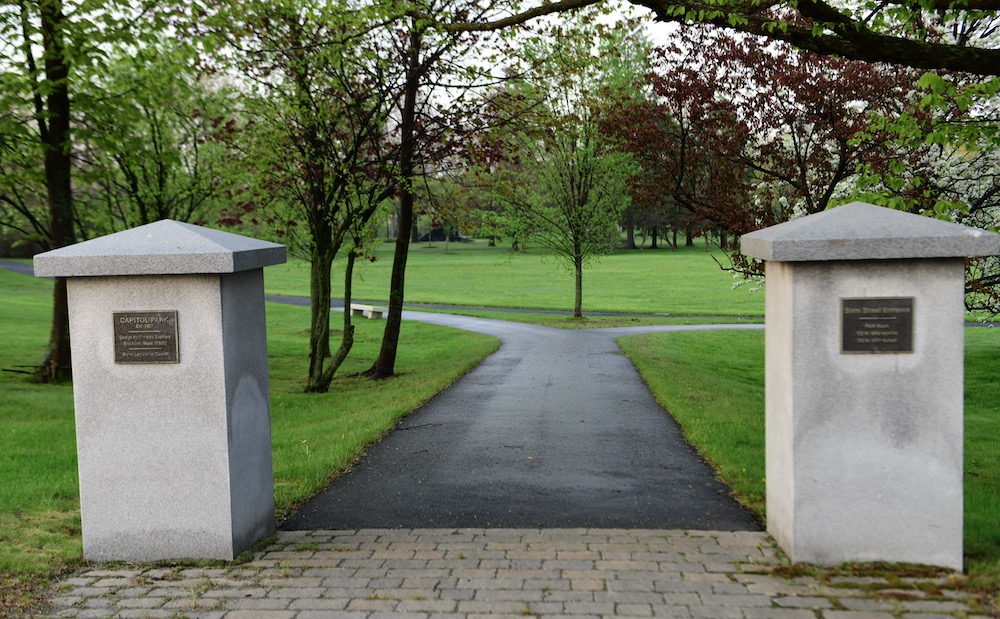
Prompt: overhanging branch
<box><xmin>405</xmin><ymin>0</ymin><xmax>999</xmax><ymax>75</ymax></box>
<box><xmin>438</xmin><ymin>0</ymin><xmax>605</xmax><ymax>32</ymax></box>
<box><xmin>883</xmin><ymin>0</ymin><xmax>1000</xmax><ymax>10</ymax></box>
<box><xmin>637</xmin><ymin>0</ymin><xmax>1000</xmax><ymax>75</ymax></box>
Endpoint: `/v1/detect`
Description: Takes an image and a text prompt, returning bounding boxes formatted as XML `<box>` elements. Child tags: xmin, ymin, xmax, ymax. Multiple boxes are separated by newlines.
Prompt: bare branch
<box><xmin>438</xmin><ymin>0</ymin><xmax>605</xmax><ymax>32</ymax></box>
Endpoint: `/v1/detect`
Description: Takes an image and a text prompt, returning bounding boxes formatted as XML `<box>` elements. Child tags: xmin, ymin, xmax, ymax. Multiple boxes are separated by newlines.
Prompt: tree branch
<box><xmin>439</xmin><ymin>0</ymin><xmax>605</xmax><ymax>32</ymax></box>
<box><xmin>882</xmin><ymin>0</ymin><xmax>1000</xmax><ymax>10</ymax></box>
<box><xmin>636</xmin><ymin>0</ymin><xmax>1000</xmax><ymax>75</ymax></box>
<box><xmin>429</xmin><ymin>0</ymin><xmax>1000</xmax><ymax>75</ymax></box>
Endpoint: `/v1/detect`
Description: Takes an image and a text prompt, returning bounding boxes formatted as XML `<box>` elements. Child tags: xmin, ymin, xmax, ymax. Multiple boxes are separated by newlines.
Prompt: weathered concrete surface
<box><xmin>742</xmin><ymin>203</ymin><xmax>997</xmax><ymax>571</ymax></box>
<box><xmin>64</xmin><ymin>272</ymin><xmax>276</xmax><ymax>562</ymax></box>
<box><xmin>33</xmin><ymin>222</ymin><xmax>285</xmax><ymax>562</ymax></box>
<box><xmin>762</xmin><ymin>259</ymin><xmax>966</xmax><ymax>570</ymax></box>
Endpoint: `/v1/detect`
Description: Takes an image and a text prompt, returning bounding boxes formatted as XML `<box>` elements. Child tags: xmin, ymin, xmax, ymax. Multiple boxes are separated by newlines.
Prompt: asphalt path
<box><xmin>0</xmin><ymin>258</ymin><xmax>35</xmax><ymax>276</ymax></box>
<box><xmin>282</xmin><ymin>307</ymin><xmax>763</xmax><ymax>531</ymax></box>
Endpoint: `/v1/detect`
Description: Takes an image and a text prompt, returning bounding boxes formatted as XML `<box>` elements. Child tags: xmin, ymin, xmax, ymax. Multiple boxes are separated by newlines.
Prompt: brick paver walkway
<box><xmin>43</xmin><ymin>529</ymin><xmax>990</xmax><ymax>618</ymax></box>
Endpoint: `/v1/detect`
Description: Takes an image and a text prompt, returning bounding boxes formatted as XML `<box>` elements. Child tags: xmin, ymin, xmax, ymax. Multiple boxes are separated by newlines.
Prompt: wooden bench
<box><xmin>349</xmin><ymin>303</ymin><xmax>388</xmax><ymax>319</ymax></box>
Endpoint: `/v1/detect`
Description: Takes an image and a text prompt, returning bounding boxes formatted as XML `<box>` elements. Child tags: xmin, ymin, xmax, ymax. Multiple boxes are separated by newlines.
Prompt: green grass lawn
<box><xmin>265</xmin><ymin>241</ymin><xmax>765</xmax><ymax>317</ymax></box>
<box><xmin>619</xmin><ymin>327</ymin><xmax>1000</xmax><ymax>580</ymax></box>
<box><xmin>0</xmin><ymin>272</ymin><xmax>80</xmax><ymax>580</ymax></box>
<box><xmin>963</xmin><ymin>328</ymin><xmax>1000</xmax><ymax>581</ymax></box>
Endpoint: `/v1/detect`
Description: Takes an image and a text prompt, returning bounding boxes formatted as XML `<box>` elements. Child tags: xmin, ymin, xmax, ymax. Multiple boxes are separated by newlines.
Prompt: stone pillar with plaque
<box><xmin>742</xmin><ymin>202</ymin><xmax>999</xmax><ymax>571</ymax></box>
<box><xmin>34</xmin><ymin>221</ymin><xmax>286</xmax><ymax>562</ymax></box>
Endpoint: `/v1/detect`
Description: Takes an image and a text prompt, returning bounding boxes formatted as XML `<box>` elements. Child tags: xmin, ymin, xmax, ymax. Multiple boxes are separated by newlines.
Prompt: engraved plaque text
<box><xmin>113</xmin><ymin>311</ymin><xmax>179</xmax><ymax>364</ymax></box>
<box><xmin>842</xmin><ymin>298</ymin><xmax>914</xmax><ymax>354</ymax></box>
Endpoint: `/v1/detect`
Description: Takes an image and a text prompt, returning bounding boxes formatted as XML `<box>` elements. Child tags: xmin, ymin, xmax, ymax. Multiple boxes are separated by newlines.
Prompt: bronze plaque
<box><xmin>842</xmin><ymin>298</ymin><xmax>914</xmax><ymax>354</ymax></box>
<box><xmin>113</xmin><ymin>311</ymin><xmax>179</xmax><ymax>364</ymax></box>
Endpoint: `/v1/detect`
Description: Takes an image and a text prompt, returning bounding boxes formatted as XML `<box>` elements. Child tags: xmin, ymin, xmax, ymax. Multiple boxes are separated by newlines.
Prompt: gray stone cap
<box><xmin>33</xmin><ymin>220</ymin><xmax>287</xmax><ymax>277</ymax></box>
<box><xmin>741</xmin><ymin>201</ymin><xmax>1000</xmax><ymax>262</ymax></box>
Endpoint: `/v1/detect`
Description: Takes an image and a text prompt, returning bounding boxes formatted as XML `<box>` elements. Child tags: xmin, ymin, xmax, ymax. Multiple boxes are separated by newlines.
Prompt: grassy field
<box><xmin>619</xmin><ymin>328</ymin><xmax>1000</xmax><ymax>580</ymax></box>
<box><xmin>963</xmin><ymin>329</ymin><xmax>1000</xmax><ymax>580</ymax></box>
<box><xmin>265</xmin><ymin>241</ymin><xmax>765</xmax><ymax>317</ymax></box>
<box><xmin>0</xmin><ymin>272</ymin><xmax>80</xmax><ymax>580</ymax></box>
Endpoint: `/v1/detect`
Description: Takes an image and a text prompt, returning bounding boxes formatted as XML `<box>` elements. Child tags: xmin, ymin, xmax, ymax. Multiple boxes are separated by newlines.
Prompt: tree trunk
<box><xmin>623</xmin><ymin>209</ymin><xmax>636</xmax><ymax>249</ymax></box>
<box><xmin>36</xmin><ymin>0</ymin><xmax>75</xmax><ymax>383</ymax></box>
<box><xmin>573</xmin><ymin>253</ymin><xmax>583</xmax><ymax>318</ymax></box>
<box><xmin>685</xmin><ymin>227</ymin><xmax>694</xmax><ymax>247</ymax></box>
<box><xmin>720</xmin><ymin>229</ymin><xmax>729</xmax><ymax>250</ymax></box>
<box><xmin>671</xmin><ymin>228</ymin><xmax>678</xmax><ymax>251</ymax></box>
<box><xmin>369</xmin><ymin>192</ymin><xmax>413</xmax><ymax>379</ymax></box>
<box><xmin>306</xmin><ymin>252</ymin><xmax>357</xmax><ymax>393</ymax></box>
<box><xmin>39</xmin><ymin>279</ymin><xmax>72</xmax><ymax>383</ymax></box>
<box><xmin>650</xmin><ymin>226</ymin><xmax>658</xmax><ymax>250</ymax></box>
<box><xmin>368</xmin><ymin>27</ymin><xmax>421</xmax><ymax>380</ymax></box>
<box><xmin>306</xmin><ymin>226</ymin><xmax>336</xmax><ymax>391</ymax></box>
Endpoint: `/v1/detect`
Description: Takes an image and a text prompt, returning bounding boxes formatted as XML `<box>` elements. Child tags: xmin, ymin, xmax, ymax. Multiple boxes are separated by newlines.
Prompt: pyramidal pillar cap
<box><xmin>741</xmin><ymin>202</ymin><xmax>1000</xmax><ymax>262</ymax></box>
<box><xmin>33</xmin><ymin>220</ymin><xmax>287</xmax><ymax>278</ymax></box>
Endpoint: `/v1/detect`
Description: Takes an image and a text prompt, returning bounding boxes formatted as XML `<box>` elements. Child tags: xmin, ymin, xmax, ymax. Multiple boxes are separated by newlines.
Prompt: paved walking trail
<box><xmin>282</xmin><ymin>312</ymin><xmax>760</xmax><ymax>531</ymax></box>
<box><xmin>0</xmin><ymin>267</ymin><xmax>980</xmax><ymax>617</ymax></box>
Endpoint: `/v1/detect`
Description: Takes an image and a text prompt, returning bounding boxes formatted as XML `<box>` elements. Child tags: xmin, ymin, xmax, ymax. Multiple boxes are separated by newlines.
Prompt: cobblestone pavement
<box><xmin>43</xmin><ymin>529</ymin><xmax>990</xmax><ymax>619</ymax></box>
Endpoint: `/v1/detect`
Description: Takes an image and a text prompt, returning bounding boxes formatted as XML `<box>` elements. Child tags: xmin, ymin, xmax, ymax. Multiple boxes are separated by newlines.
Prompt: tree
<box><xmin>700</xmin><ymin>29</ymin><xmax>923</xmax><ymax>219</ymax></box>
<box><xmin>74</xmin><ymin>43</ymin><xmax>236</xmax><ymax>234</ymax></box>
<box><xmin>0</xmin><ymin>0</ymin><xmax>76</xmax><ymax>382</ymax></box>
<box><xmin>621</xmin><ymin>27</ymin><xmax>937</xmax><ymax>275</ymax></box>
<box><xmin>365</xmin><ymin>19</ymin><xmax>423</xmax><ymax>380</ymax></box>
<box><xmin>637</xmin><ymin>25</ymin><xmax>1000</xmax><ymax>313</ymax></box>
<box><xmin>632</xmin><ymin>0</ymin><xmax>1000</xmax><ymax>76</ymax></box>
<box><xmin>850</xmin><ymin>72</ymin><xmax>1000</xmax><ymax>312</ymax></box>
<box><xmin>32</xmin><ymin>0</ymin><xmax>74</xmax><ymax>382</ymax></box>
<box><xmin>2</xmin><ymin>0</ymin><xmax>90</xmax><ymax>381</ymax></box>
<box><xmin>365</xmin><ymin>2</ymin><xmax>521</xmax><ymax>379</ymax></box>
<box><xmin>189</xmin><ymin>0</ymin><xmax>517</xmax><ymax>382</ymax></box>
<box><xmin>1</xmin><ymin>0</ymin><xmax>185</xmax><ymax>380</ymax></box>
<box><xmin>200</xmin><ymin>0</ymin><xmax>405</xmax><ymax>391</ymax></box>
<box><xmin>0</xmin><ymin>85</ymin><xmax>48</xmax><ymax>249</ymax></box>
<box><xmin>601</xmin><ymin>42</ymin><xmax>750</xmax><ymax>253</ymax></box>
<box><xmin>474</xmin><ymin>13</ymin><xmax>637</xmax><ymax>317</ymax></box>
<box><xmin>504</xmin><ymin>124</ymin><xmax>634</xmax><ymax>316</ymax></box>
